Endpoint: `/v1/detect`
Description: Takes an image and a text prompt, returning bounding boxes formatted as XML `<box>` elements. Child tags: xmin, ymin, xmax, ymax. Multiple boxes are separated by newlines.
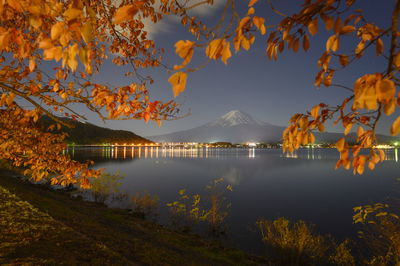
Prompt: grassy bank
<box><xmin>0</xmin><ymin>170</ymin><xmax>268</xmax><ymax>265</ymax></box>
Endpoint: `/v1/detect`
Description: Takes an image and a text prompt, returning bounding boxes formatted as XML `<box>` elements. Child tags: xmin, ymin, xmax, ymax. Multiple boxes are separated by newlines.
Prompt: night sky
<box><xmin>67</xmin><ymin>1</ymin><xmax>397</xmax><ymax>137</ymax></box>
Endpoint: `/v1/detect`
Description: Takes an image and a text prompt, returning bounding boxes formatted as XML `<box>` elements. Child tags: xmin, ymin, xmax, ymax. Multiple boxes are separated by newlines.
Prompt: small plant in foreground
<box><xmin>130</xmin><ymin>191</ymin><xmax>159</xmax><ymax>221</ymax></box>
<box><xmin>354</xmin><ymin>203</ymin><xmax>400</xmax><ymax>265</ymax></box>
<box><xmin>167</xmin><ymin>189</ymin><xmax>207</xmax><ymax>232</ymax></box>
<box><xmin>204</xmin><ymin>178</ymin><xmax>232</xmax><ymax>235</ymax></box>
<box><xmin>88</xmin><ymin>171</ymin><xmax>125</xmax><ymax>204</ymax></box>
<box><xmin>167</xmin><ymin>178</ymin><xmax>233</xmax><ymax>235</ymax></box>
<box><xmin>257</xmin><ymin>217</ymin><xmax>355</xmax><ymax>265</ymax></box>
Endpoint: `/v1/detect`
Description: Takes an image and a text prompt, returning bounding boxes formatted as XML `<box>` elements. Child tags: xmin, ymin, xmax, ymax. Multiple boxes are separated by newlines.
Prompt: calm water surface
<box><xmin>68</xmin><ymin>147</ymin><xmax>400</xmax><ymax>254</ymax></box>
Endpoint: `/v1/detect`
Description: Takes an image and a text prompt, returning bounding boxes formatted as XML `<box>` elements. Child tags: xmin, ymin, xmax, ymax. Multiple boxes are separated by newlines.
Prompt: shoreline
<box><xmin>0</xmin><ymin>169</ymin><xmax>269</xmax><ymax>265</ymax></box>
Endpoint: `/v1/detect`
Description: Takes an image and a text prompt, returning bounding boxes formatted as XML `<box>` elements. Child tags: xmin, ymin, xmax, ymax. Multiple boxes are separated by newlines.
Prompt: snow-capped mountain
<box><xmin>206</xmin><ymin>110</ymin><xmax>269</xmax><ymax>127</ymax></box>
<box><xmin>148</xmin><ymin>110</ymin><xmax>284</xmax><ymax>143</ymax></box>
<box><xmin>148</xmin><ymin>110</ymin><xmax>397</xmax><ymax>144</ymax></box>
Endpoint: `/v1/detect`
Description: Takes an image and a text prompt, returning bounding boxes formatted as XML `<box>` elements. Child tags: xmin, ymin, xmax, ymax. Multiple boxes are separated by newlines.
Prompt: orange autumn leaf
<box><xmin>308</xmin><ymin>18</ymin><xmax>318</xmax><ymax>36</ymax></box>
<box><xmin>303</xmin><ymin>35</ymin><xmax>310</xmax><ymax>51</ymax></box>
<box><xmin>143</xmin><ymin>112</ymin><xmax>150</xmax><ymax>123</ymax></box>
<box><xmin>51</xmin><ymin>22</ymin><xmax>64</xmax><ymax>41</ymax></box>
<box><xmin>339</xmin><ymin>25</ymin><xmax>356</xmax><ymax>34</ymax></box>
<box><xmin>336</xmin><ymin>137</ymin><xmax>345</xmax><ymax>152</ymax></box>
<box><xmin>113</xmin><ymin>4</ymin><xmax>141</xmax><ymax>25</ymax></box>
<box><xmin>253</xmin><ymin>16</ymin><xmax>266</xmax><ymax>35</ymax></box>
<box><xmin>168</xmin><ymin>72</ymin><xmax>188</xmax><ymax>98</ymax></box>
<box><xmin>221</xmin><ymin>41</ymin><xmax>232</xmax><ymax>64</ymax></box>
<box><xmin>248</xmin><ymin>0</ymin><xmax>259</xmax><ymax>7</ymax></box>
<box><xmin>206</xmin><ymin>39</ymin><xmax>231</xmax><ymax>64</ymax></box>
<box><xmin>391</xmin><ymin>115</ymin><xmax>400</xmax><ymax>136</ymax></box>
<box><xmin>63</xmin><ymin>7</ymin><xmax>83</xmax><ymax>22</ymax></box>
<box><xmin>80</xmin><ymin>23</ymin><xmax>93</xmax><ymax>44</ymax></box>
<box><xmin>175</xmin><ymin>40</ymin><xmax>195</xmax><ymax>66</ymax></box>
<box><xmin>376</xmin><ymin>79</ymin><xmax>395</xmax><ymax>104</ymax></box>
<box><xmin>324</xmin><ymin>16</ymin><xmax>334</xmax><ymax>31</ymax></box>
<box><xmin>376</xmin><ymin>38</ymin><xmax>383</xmax><ymax>57</ymax></box>
<box><xmin>333</xmin><ymin>17</ymin><xmax>342</xmax><ymax>34</ymax></box>
<box><xmin>310</xmin><ymin>105</ymin><xmax>320</xmax><ymax>119</ymax></box>
<box><xmin>383</xmin><ymin>98</ymin><xmax>396</xmax><ymax>116</ymax></box>
<box><xmin>326</xmin><ymin>35</ymin><xmax>339</xmax><ymax>52</ymax></box>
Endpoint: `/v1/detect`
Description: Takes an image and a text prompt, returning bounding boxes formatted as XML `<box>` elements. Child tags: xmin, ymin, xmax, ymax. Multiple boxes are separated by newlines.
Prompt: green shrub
<box><xmin>130</xmin><ymin>191</ymin><xmax>159</xmax><ymax>220</ymax></box>
<box><xmin>257</xmin><ymin>217</ymin><xmax>354</xmax><ymax>265</ymax></box>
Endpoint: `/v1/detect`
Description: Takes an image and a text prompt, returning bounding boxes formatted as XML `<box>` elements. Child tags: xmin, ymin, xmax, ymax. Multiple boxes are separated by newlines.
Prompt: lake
<box><xmin>67</xmin><ymin>146</ymin><xmax>400</xmax><ymax>254</ymax></box>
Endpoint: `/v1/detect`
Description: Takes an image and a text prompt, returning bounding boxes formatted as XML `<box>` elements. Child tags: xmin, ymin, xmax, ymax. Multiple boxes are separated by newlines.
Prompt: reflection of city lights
<box><xmin>248</xmin><ymin>148</ymin><xmax>255</xmax><ymax>158</ymax></box>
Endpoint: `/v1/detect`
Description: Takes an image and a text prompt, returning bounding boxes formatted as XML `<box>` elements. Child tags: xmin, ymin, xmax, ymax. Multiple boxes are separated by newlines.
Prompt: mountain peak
<box><xmin>207</xmin><ymin>110</ymin><xmax>268</xmax><ymax>127</ymax></box>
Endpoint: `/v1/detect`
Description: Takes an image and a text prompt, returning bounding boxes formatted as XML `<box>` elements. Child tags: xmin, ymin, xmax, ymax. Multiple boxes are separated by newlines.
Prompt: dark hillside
<box><xmin>39</xmin><ymin>116</ymin><xmax>152</xmax><ymax>145</ymax></box>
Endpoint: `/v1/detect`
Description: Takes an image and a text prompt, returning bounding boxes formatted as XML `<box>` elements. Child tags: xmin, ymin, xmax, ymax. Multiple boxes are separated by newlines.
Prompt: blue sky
<box><xmin>73</xmin><ymin>0</ymin><xmax>396</xmax><ymax>137</ymax></box>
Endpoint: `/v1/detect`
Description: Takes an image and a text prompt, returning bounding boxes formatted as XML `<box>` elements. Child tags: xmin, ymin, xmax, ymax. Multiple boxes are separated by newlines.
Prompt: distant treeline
<box><xmin>39</xmin><ymin>116</ymin><xmax>152</xmax><ymax>145</ymax></box>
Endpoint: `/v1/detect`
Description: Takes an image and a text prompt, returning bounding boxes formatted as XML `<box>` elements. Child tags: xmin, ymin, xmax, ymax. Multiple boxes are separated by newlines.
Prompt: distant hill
<box><xmin>39</xmin><ymin>116</ymin><xmax>152</xmax><ymax>145</ymax></box>
<box><xmin>148</xmin><ymin>110</ymin><xmax>398</xmax><ymax>144</ymax></box>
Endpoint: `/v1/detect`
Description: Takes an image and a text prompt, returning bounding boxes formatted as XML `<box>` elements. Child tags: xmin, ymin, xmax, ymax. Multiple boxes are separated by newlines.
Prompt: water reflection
<box><xmin>66</xmin><ymin>146</ymin><xmax>400</xmax><ymax>163</ymax></box>
<box><xmin>67</xmin><ymin>146</ymin><xmax>273</xmax><ymax>160</ymax></box>
<box><xmin>282</xmin><ymin>147</ymin><xmax>400</xmax><ymax>162</ymax></box>
<box><xmin>66</xmin><ymin>146</ymin><xmax>400</xmax><ymax>255</ymax></box>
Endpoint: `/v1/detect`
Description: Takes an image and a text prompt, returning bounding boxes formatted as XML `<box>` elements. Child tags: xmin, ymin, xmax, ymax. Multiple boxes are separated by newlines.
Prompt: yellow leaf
<box><xmin>344</xmin><ymin>123</ymin><xmax>352</xmax><ymax>135</ymax></box>
<box><xmin>357</xmin><ymin>126</ymin><xmax>364</xmax><ymax>137</ymax></box>
<box><xmin>309</xmin><ymin>133</ymin><xmax>315</xmax><ymax>144</ymax></box>
<box><xmin>253</xmin><ymin>16</ymin><xmax>265</xmax><ymax>34</ymax></box>
<box><xmin>248</xmin><ymin>0</ymin><xmax>258</xmax><ymax>7</ymax></box>
<box><xmin>376</xmin><ymin>79</ymin><xmax>395</xmax><ymax>104</ymax></box>
<box><xmin>29</xmin><ymin>58</ymin><xmax>35</xmax><ymax>72</ymax></box>
<box><xmin>241</xmin><ymin>37</ymin><xmax>250</xmax><ymax>50</ymax></box>
<box><xmin>79</xmin><ymin>47</ymin><xmax>88</xmax><ymax>66</ymax></box>
<box><xmin>221</xmin><ymin>41</ymin><xmax>231</xmax><ymax>64</ymax></box>
<box><xmin>43</xmin><ymin>46</ymin><xmax>62</xmax><ymax>61</ymax></box>
<box><xmin>308</xmin><ymin>18</ymin><xmax>318</xmax><ymax>36</ymax></box>
<box><xmin>67</xmin><ymin>44</ymin><xmax>79</xmax><ymax>72</ymax></box>
<box><xmin>260</xmin><ymin>24</ymin><xmax>266</xmax><ymax>35</ymax></box>
<box><xmin>206</xmin><ymin>39</ymin><xmax>224</xmax><ymax>59</ymax></box>
<box><xmin>324</xmin><ymin>16</ymin><xmax>334</xmax><ymax>31</ymax></box>
<box><xmin>303</xmin><ymin>35</ymin><xmax>310</xmax><ymax>51</ymax></box>
<box><xmin>29</xmin><ymin>16</ymin><xmax>42</xmax><ymax>29</ymax></box>
<box><xmin>61</xmin><ymin>92</ymin><xmax>68</xmax><ymax>100</ymax></box>
<box><xmin>39</xmin><ymin>38</ymin><xmax>53</xmax><ymax>50</ymax></box>
<box><xmin>394</xmin><ymin>53</ymin><xmax>400</xmax><ymax>69</ymax></box>
<box><xmin>333</xmin><ymin>17</ymin><xmax>342</xmax><ymax>34</ymax></box>
<box><xmin>63</xmin><ymin>7</ymin><xmax>83</xmax><ymax>21</ymax></box>
<box><xmin>383</xmin><ymin>98</ymin><xmax>396</xmax><ymax>116</ymax></box>
<box><xmin>376</xmin><ymin>38</ymin><xmax>383</xmax><ymax>57</ymax></box>
<box><xmin>356</xmin><ymin>40</ymin><xmax>365</xmax><ymax>57</ymax></box>
<box><xmin>80</xmin><ymin>23</ymin><xmax>93</xmax><ymax>44</ymax></box>
<box><xmin>175</xmin><ymin>40</ymin><xmax>194</xmax><ymax>66</ymax></box>
<box><xmin>326</xmin><ymin>35</ymin><xmax>339</xmax><ymax>52</ymax></box>
<box><xmin>379</xmin><ymin>149</ymin><xmax>385</xmax><ymax>161</ymax></box>
<box><xmin>168</xmin><ymin>72</ymin><xmax>187</xmax><ymax>98</ymax></box>
<box><xmin>339</xmin><ymin>25</ymin><xmax>356</xmax><ymax>34</ymax></box>
<box><xmin>143</xmin><ymin>112</ymin><xmax>150</xmax><ymax>123</ymax></box>
<box><xmin>247</xmin><ymin>7</ymin><xmax>255</xmax><ymax>15</ymax></box>
<box><xmin>318</xmin><ymin>124</ymin><xmax>324</xmax><ymax>132</ymax></box>
<box><xmin>51</xmin><ymin>22</ymin><xmax>64</xmax><ymax>41</ymax></box>
<box><xmin>310</xmin><ymin>105</ymin><xmax>320</xmax><ymax>119</ymax></box>
<box><xmin>391</xmin><ymin>115</ymin><xmax>400</xmax><ymax>136</ymax></box>
<box><xmin>353</xmin><ymin>75</ymin><xmax>378</xmax><ymax>110</ymax></box>
<box><xmin>113</xmin><ymin>4</ymin><xmax>141</xmax><ymax>24</ymax></box>
<box><xmin>357</xmin><ymin>155</ymin><xmax>367</xmax><ymax>175</ymax></box>
<box><xmin>336</xmin><ymin>137</ymin><xmax>345</xmax><ymax>152</ymax></box>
